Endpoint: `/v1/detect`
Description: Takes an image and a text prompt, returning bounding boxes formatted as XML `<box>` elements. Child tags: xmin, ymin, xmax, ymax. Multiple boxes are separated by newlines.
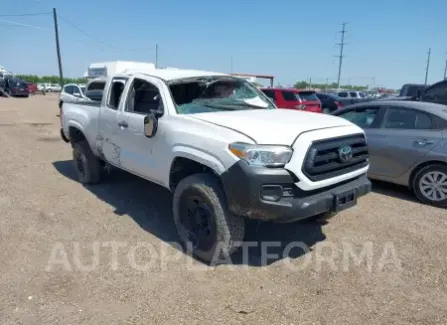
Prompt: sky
<box><xmin>1</xmin><ymin>0</ymin><xmax>447</xmax><ymax>89</ymax></box>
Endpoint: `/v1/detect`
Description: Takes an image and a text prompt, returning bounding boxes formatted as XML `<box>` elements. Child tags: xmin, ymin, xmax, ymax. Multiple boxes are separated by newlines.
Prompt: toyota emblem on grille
<box><xmin>338</xmin><ymin>145</ymin><xmax>353</xmax><ymax>162</ymax></box>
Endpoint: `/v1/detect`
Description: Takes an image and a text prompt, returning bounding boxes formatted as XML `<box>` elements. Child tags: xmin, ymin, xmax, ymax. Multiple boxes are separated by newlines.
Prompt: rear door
<box><xmin>99</xmin><ymin>77</ymin><xmax>129</xmax><ymax>165</ymax></box>
<box><xmin>368</xmin><ymin>106</ymin><xmax>443</xmax><ymax>178</ymax></box>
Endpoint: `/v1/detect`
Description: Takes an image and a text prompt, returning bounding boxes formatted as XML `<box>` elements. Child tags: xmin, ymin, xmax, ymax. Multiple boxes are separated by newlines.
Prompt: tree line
<box><xmin>294</xmin><ymin>80</ymin><xmax>368</xmax><ymax>91</ymax></box>
<box><xmin>14</xmin><ymin>74</ymin><xmax>88</xmax><ymax>85</ymax></box>
<box><xmin>12</xmin><ymin>75</ymin><xmax>369</xmax><ymax>90</ymax></box>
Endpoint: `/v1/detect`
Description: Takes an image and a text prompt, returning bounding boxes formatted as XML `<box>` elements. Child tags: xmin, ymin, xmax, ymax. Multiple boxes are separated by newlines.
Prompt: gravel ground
<box><xmin>0</xmin><ymin>94</ymin><xmax>446</xmax><ymax>325</ymax></box>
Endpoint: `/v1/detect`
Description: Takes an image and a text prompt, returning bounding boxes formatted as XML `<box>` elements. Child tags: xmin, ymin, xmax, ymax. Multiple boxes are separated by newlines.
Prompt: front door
<box><xmin>113</xmin><ymin>76</ymin><xmax>166</xmax><ymax>185</ymax></box>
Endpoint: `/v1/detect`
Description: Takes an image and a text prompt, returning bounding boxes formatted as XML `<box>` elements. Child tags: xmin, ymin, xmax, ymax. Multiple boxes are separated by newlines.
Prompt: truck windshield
<box><xmin>170</xmin><ymin>77</ymin><xmax>275</xmax><ymax>114</ymax></box>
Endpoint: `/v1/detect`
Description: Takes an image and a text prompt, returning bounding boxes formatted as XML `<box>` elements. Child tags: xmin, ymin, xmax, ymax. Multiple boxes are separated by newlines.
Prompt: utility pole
<box><xmin>52</xmin><ymin>8</ymin><xmax>64</xmax><ymax>86</ymax></box>
<box><xmin>155</xmin><ymin>44</ymin><xmax>159</xmax><ymax>68</ymax></box>
<box><xmin>336</xmin><ymin>22</ymin><xmax>347</xmax><ymax>90</ymax></box>
<box><xmin>443</xmin><ymin>52</ymin><xmax>447</xmax><ymax>80</ymax></box>
<box><xmin>424</xmin><ymin>48</ymin><xmax>431</xmax><ymax>85</ymax></box>
<box><xmin>325</xmin><ymin>77</ymin><xmax>328</xmax><ymax>91</ymax></box>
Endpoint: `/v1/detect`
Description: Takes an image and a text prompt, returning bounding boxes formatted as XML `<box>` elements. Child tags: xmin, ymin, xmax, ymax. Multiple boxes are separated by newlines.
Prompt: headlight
<box><xmin>228</xmin><ymin>142</ymin><xmax>293</xmax><ymax>167</ymax></box>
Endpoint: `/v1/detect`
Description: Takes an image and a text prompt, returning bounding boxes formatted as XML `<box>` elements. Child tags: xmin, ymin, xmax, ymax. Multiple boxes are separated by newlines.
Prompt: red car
<box><xmin>27</xmin><ymin>82</ymin><xmax>38</xmax><ymax>94</ymax></box>
<box><xmin>261</xmin><ymin>88</ymin><xmax>322</xmax><ymax>113</ymax></box>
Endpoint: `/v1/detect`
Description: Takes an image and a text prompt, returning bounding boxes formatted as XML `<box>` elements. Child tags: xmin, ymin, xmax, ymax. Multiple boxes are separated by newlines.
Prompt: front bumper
<box><xmin>220</xmin><ymin>161</ymin><xmax>371</xmax><ymax>223</ymax></box>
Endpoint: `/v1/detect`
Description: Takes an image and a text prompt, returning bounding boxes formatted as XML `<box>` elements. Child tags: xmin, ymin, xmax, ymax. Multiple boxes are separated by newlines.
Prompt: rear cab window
<box><xmin>338</xmin><ymin>92</ymin><xmax>348</xmax><ymax>98</ymax></box>
<box><xmin>106</xmin><ymin>78</ymin><xmax>128</xmax><ymax>110</ymax></box>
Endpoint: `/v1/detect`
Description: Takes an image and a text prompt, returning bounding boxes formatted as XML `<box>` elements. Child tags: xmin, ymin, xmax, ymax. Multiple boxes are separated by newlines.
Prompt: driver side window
<box><xmin>126</xmin><ymin>78</ymin><xmax>164</xmax><ymax>115</ymax></box>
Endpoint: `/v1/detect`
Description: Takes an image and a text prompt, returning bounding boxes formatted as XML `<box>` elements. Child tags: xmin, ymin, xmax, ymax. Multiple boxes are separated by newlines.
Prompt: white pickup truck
<box><xmin>60</xmin><ymin>68</ymin><xmax>371</xmax><ymax>262</ymax></box>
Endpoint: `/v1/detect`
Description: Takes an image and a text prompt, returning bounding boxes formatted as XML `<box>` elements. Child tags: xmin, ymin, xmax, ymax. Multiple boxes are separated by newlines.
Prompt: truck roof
<box><xmin>115</xmin><ymin>68</ymin><xmax>228</xmax><ymax>81</ymax></box>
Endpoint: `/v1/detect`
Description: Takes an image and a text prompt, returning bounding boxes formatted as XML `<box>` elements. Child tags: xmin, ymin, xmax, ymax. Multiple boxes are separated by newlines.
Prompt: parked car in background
<box><xmin>1</xmin><ymin>78</ymin><xmax>29</xmax><ymax>97</ymax></box>
<box><xmin>336</xmin><ymin>90</ymin><xmax>369</xmax><ymax>106</ymax></box>
<box><xmin>59</xmin><ymin>83</ymin><xmax>88</xmax><ymax>108</ymax></box>
<box><xmin>413</xmin><ymin>79</ymin><xmax>447</xmax><ymax>106</ymax></box>
<box><xmin>27</xmin><ymin>82</ymin><xmax>38</xmax><ymax>94</ymax></box>
<box><xmin>260</xmin><ymin>88</ymin><xmax>322</xmax><ymax>113</ymax></box>
<box><xmin>399</xmin><ymin>84</ymin><xmax>428</xmax><ymax>98</ymax></box>
<box><xmin>332</xmin><ymin>100</ymin><xmax>447</xmax><ymax>207</ymax></box>
<box><xmin>316</xmin><ymin>92</ymin><xmax>344</xmax><ymax>113</ymax></box>
<box><xmin>41</xmin><ymin>83</ymin><xmax>62</xmax><ymax>92</ymax></box>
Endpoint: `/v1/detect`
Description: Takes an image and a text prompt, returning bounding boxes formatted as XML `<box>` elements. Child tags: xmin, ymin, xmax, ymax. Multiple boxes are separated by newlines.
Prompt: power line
<box><xmin>56</xmin><ymin>13</ymin><xmax>144</xmax><ymax>52</ymax></box>
<box><xmin>0</xmin><ymin>19</ymin><xmax>50</xmax><ymax>29</ymax></box>
<box><xmin>56</xmin><ymin>13</ymin><xmax>118</xmax><ymax>49</ymax></box>
<box><xmin>0</xmin><ymin>12</ymin><xmax>50</xmax><ymax>17</ymax></box>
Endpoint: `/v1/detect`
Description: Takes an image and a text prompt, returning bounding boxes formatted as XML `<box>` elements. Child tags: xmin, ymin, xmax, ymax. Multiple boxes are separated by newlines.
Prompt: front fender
<box><xmin>171</xmin><ymin>145</ymin><xmax>227</xmax><ymax>175</ymax></box>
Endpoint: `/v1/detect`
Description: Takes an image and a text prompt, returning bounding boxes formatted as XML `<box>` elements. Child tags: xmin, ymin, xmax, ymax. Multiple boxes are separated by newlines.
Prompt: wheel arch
<box><xmin>168</xmin><ymin>146</ymin><xmax>227</xmax><ymax>191</ymax></box>
<box><xmin>409</xmin><ymin>160</ymin><xmax>447</xmax><ymax>190</ymax></box>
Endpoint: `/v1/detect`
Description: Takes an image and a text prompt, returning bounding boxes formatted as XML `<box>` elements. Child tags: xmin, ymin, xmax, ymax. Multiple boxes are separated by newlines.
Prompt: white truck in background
<box><xmin>60</xmin><ymin>68</ymin><xmax>371</xmax><ymax>262</ymax></box>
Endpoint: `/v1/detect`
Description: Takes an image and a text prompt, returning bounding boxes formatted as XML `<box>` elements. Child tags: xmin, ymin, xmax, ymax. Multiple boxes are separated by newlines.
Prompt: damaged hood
<box><xmin>190</xmin><ymin>109</ymin><xmax>355</xmax><ymax>145</ymax></box>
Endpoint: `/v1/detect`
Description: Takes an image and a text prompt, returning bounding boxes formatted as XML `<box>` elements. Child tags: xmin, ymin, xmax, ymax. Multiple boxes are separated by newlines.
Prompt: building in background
<box><xmin>84</xmin><ymin>61</ymin><xmax>156</xmax><ymax>79</ymax></box>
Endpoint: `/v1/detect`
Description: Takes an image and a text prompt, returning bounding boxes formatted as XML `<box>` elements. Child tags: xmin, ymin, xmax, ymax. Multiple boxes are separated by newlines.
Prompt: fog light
<box><xmin>260</xmin><ymin>185</ymin><xmax>283</xmax><ymax>202</ymax></box>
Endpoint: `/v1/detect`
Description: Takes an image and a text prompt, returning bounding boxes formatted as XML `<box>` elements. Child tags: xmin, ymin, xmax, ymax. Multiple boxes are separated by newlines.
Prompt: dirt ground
<box><xmin>0</xmin><ymin>94</ymin><xmax>446</xmax><ymax>325</ymax></box>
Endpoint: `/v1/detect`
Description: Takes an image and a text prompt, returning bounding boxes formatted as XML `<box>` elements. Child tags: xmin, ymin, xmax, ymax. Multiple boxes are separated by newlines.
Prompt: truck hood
<box><xmin>190</xmin><ymin>109</ymin><xmax>354</xmax><ymax>145</ymax></box>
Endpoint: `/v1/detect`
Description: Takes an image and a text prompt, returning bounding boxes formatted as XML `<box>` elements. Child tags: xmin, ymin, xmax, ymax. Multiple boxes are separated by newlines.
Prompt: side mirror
<box><xmin>144</xmin><ymin>113</ymin><xmax>158</xmax><ymax>138</ymax></box>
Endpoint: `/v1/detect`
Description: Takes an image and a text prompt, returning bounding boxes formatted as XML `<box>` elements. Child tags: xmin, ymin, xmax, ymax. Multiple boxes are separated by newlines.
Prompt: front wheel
<box><xmin>412</xmin><ymin>164</ymin><xmax>447</xmax><ymax>207</ymax></box>
<box><xmin>173</xmin><ymin>173</ymin><xmax>245</xmax><ymax>263</ymax></box>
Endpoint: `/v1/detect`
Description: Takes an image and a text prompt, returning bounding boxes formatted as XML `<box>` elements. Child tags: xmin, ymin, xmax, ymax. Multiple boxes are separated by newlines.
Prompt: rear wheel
<box><xmin>173</xmin><ymin>173</ymin><xmax>245</xmax><ymax>263</ymax></box>
<box><xmin>322</xmin><ymin>107</ymin><xmax>331</xmax><ymax>114</ymax></box>
<box><xmin>412</xmin><ymin>164</ymin><xmax>447</xmax><ymax>207</ymax></box>
<box><xmin>72</xmin><ymin>141</ymin><xmax>101</xmax><ymax>185</ymax></box>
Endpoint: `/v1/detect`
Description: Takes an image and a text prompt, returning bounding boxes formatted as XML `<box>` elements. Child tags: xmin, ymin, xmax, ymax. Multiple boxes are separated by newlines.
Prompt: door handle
<box><xmin>414</xmin><ymin>139</ymin><xmax>434</xmax><ymax>146</ymax></box>
<box><xmin>118</xmin><ymin>120</ymin><xmax>128</xmax><ymax>128</ymax></box>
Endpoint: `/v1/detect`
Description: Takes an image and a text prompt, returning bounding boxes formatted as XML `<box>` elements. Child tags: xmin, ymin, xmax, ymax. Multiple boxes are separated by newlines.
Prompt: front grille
<box><xmin>302</xmin><ymin>134</ymin><xmax>368</xmax><ymax>182</ymax></box>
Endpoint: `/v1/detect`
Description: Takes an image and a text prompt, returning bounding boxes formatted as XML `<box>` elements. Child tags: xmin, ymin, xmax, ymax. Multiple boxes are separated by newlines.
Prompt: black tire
<box><xmin>412</xmin><ymin>164</ymin><xmax>447</xmax><ymax>208</ymax></box>
<box><xmin>72</xmin><ymin>141</ymin><xmax>101</xmax><ymax>185</ymax></box>
<box><xmin>59</xmin><ymin>101</ymin><xmax>63</xmax><ymax>109</ymax></box>
<box><xmin>173</xmin><ymin>173</ymin><xmax>245</xmax><ymax>263</ymax></box>
<box><xmin>322</xmin><ymin>107</ymin><xmax>331</xmax><ymax>114</ymax></box>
